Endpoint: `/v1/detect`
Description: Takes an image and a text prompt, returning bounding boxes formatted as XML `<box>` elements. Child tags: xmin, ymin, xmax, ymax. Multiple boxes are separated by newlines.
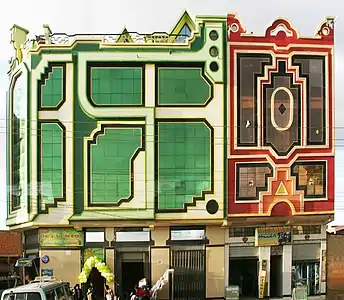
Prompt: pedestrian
<box><xmin>105</xmin><ymin>285</ymin><xmax>114</xmax><ymax>300</ymax></box>
<box><xmin>73</xmin><ymin>284</ymin><xmax>82</xmax><ymax>300</ymax></box>
<box><xmin>86</xmin><ymin>285</ymin><xmax>93</xmax><ymax>300</ymax></box>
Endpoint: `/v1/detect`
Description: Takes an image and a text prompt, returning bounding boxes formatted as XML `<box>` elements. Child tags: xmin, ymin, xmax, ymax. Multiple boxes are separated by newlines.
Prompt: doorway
<box><xmin>116</xmin><ymin>251</ymin><xmax>149</xmax><ymax>300</ymax></box>
<box><xmin>171</xmin><ymin>247</ymin><xmax>206</xmax><ymax>300</ymax></box>
<box><xmin>229</xmin><ymin>258</ymin><xmax>258</xmax><ymax>298</ymax></box>
<box><xmin>270</xmin><ymin>255</ymin><xmax>283</xmax><ymax>298</ymax></box>
<box><xmin>88</xmin><ymin>268</ymin><xmax>105</xmax><ymax>300</ymax></box>
<box><xmin>293</xmin><ymin>261</ymin><xmax>320</xmax><ymax>295</ymax></box>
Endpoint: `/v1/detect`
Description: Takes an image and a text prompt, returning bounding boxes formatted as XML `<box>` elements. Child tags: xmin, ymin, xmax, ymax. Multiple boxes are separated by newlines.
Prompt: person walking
<box><xmin>86</xmin><ymin>285</ymin><xmax>93</xmax><ymax>300</ymax></box>
<box><xmin>73</xmin><ymin>284</ymin><xmax>83</xmax><ymax>300</ymax></box>
<box><xmin>105</xmin><ymin>285</ymin><xmax>114</xmax><ymax>300</ymax></box>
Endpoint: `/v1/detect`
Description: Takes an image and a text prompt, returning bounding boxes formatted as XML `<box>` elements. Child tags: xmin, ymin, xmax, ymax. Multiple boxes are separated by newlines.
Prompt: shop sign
<box><xmin>41</xmin><ymin>269</ymin><xmax>54</xmax><ymax>277</ymax></box>
<box><xmin>39</xmin><ymin>229</ymin><xmax>84</xmax><ymax>247</ymax></box>
<box><xmin>255</xmin><ymin>226</ymin><xmax>292</xmax><ymax>247</ymax></box>
<box><xmin>259</xmin><ymin>271</ymin><xmax>267</xmax><ymax>299</ymax></box>
<box><xmin>15</xmin><ymin>258</ymin><xmax>34</xmax><ymax>267</ymax></box>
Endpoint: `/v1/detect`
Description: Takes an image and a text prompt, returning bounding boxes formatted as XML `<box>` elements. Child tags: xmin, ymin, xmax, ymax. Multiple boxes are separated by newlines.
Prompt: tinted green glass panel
<box><xmin>41</xmin><ymin>123</ymin><xmax>63</xmax><ymax>203</ymax></box>
<box><xmin>91</xmin><ymin>67</ymin><xmax>142</xmax><ymax>105</ymax></box>
<box><xmin>11</xmin><ymin>74</ymin><xmax>27</xmax><ymax>210</ymax></box>
<box><xmin>158</xmin><ymin>122</ymin><xmax>211</xmax><ymax>209</ymax></box>
<box><xmin>158</xmin><ymin>68</ymin><xmax>211</xmax><ymax>105</ymax></box>
<box><xmin>41</xmin><ymin>67</ymin><xmax>63</xmax><ymax>107</ymax></box>
<box><xmin>91</xmin><ymin>128</ymin><xmax>142</xmax><ymax>203</ymax></box>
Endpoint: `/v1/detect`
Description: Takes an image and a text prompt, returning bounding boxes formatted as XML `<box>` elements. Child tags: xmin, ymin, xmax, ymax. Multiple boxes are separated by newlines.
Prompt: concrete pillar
<box><xmin>320</xmin><ymin>239</ymin><xmax>326</xmax><ymax>294</ymax></box>
<box><xmin>282</xmin><ymin>245</ymin><xmax>292</xmax><ymax>297</ymax></box>
<box><xmin>206</xmin><ymin>226</ymin><xmax>225</xmax><ymax>298</ymax></box>
<box><xmin>105</xmin><ymin>228</ymin><xmax>115</xmax><ymax>291</ymax></box>
<box><xmin>258</xmin><ymin>246</ymin><xmax>271</xmax><ymax>297</ymax></box>
<box><xmin>150</xmin><ymin>227</ymin><xmax>169</xmax><ymax>300</ymax></box>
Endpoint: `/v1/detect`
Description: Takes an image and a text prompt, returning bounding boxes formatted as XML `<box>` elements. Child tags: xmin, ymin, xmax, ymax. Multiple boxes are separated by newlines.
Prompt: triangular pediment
<box><xmin>169</xmin><ymin>10</ymin><xmax>195</xmax><ymax>43</ymax></box>
<box><xmin>116</xmin><ymin>28</ymin><xmax>134</xmax><ymax>43</ymax></box>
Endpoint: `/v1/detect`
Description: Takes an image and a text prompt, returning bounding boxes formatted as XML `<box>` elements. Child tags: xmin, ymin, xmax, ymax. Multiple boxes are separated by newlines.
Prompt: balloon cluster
<box><xmin>78</xmin><ymin>256</ymin><xmax>114</xmax><ymax>283</ymax></box>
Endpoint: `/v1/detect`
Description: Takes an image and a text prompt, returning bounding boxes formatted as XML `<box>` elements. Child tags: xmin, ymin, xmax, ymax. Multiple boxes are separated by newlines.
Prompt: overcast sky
<box><xmin>0</xmin><ymin>0</ymin><xmax>342</xmax><ymax>229</ymax></box>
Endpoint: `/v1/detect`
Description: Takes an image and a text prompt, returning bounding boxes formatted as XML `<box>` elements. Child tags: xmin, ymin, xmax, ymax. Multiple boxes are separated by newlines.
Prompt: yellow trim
<box><xmin>168</xmin><ymin>10</ymin><xmax>196</xmax><ymax>43</ymax></box>
<box><xmin>267</xmin><ymin>199</ymin><xmax>296</xmax><ymax>216</ymax></box>
<box><xmin>228</xmin><ymin>210</ymin><xmax>334</xmax><ymax>217</ymax></box>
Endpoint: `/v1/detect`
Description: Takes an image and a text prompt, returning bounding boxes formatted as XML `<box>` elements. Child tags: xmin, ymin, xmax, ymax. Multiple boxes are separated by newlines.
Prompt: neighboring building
<box><xmin>6</xmin><ymin>12</ymin><xmax>227</xmax><ymax>299</ymax></box>
<box><xmin>0</xmin><ymin>231</ymin><xmax>22</xmax><ymax>289</ymax></box>
<box><xmin>327</xmin><ymin>229</ymin><xmax>344</xmax><ymax>299</ymax></box>
<box><xmin>226</xmin><ymin>14</ymin><xmax>335</xmax><ymax>299</ymax></box>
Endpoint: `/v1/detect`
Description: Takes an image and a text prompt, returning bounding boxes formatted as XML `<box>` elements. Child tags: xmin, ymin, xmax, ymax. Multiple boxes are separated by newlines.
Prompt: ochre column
<box><xmin>258</xmin><ymin>246</ymin><xmax>271</xmax><ymax>298</ymax></box>
<box><xmin>105</xmin><ymin>228</ymin><xmax>115</xmax><ymax>291</ymax></box>
<box><xmin>150</xmin><ymin>226</ymin><xmax>170</xmax><ymax>300</ymax></box>
<box><xmin>206</xmin><ymin>226</ymin><xmax>225</xmax><ymax>298</ymax></box>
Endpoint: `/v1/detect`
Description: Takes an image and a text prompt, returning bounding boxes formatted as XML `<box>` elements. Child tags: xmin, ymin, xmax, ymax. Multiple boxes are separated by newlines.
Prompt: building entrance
<box><xmin>116</xmin><ymin>251</ymin><xmax>149</xmax><ymax>300</ymax></box>
<box><xmin>293</xmin><ymin>261</ymin><xmax>320</xmax><ymax>296</ymax></box>
<box><xmin>270</xmin><ymin>255</ymin><xmax>283</xmax><ymax>298</ymax></box>
<box><xmin>88</xmin><ymin>268</ymin><xmax>105</xmax><ymax>300</ymax></box>
<box><xmin>229</xmin><ymin>258</ymin><xmax>258</xmax><ymax>298</ymax></box>
<box><xmin>171</xmin><ymin>247</ymin><xmax>205</xmax><ymax>300</ymax></box>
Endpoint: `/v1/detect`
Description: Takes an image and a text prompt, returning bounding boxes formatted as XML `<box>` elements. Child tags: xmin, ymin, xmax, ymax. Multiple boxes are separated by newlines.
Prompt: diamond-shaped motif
<box><xmin>278</xmin><ymin>103</ymin><xmax>286</xmax><ymax>114</ymax></box>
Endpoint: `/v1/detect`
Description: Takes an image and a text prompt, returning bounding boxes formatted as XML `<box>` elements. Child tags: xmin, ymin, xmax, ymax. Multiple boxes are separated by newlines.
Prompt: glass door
<box><xmin>292</xmin><ymin>262</ymin><xmax>320</xmax><ymax>296</ymax></box>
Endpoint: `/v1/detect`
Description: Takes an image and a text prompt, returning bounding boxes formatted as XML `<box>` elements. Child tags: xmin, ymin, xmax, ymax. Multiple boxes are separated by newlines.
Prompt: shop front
<box><xmin>227</xmin><ymin>225</ymin><xmax>326</xmax><ymax>298</ymax></box>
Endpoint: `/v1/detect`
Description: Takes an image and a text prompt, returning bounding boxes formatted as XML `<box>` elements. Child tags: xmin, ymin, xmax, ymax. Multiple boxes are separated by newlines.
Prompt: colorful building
<box><xmin>226</xmin><ymin>14</ymin><xmax>335</xmax><ymax>298</ymax></box>
<box><xmin>7</xmin><ymin>12</ymin><xmax>227</xmax><ymax>300</ymax></box>
<box><xmin>6</xmin><ymin>11</ymin><xmax>335</xmax><ymax>300</ymax></box>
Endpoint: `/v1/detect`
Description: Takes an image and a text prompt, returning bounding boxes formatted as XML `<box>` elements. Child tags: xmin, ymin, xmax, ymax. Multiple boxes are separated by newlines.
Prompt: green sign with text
<box><xmin>40</xmin><ymin>229</ymin><xmax>84</xmax><ymax>247</ymax></box>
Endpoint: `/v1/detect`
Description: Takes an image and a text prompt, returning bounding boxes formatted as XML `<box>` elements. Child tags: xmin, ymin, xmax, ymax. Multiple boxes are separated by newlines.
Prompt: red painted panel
<box><xmin>227</xmin><ymin>15</ymin><xmax>335</xmax><ymax>217</ymax></box>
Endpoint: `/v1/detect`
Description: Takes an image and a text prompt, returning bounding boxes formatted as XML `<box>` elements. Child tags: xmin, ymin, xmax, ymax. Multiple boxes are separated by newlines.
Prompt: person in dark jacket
<box><xmin>73</xmin><ymin>284</ymin><xmax>83</xmax><ymax>300</ymax></box>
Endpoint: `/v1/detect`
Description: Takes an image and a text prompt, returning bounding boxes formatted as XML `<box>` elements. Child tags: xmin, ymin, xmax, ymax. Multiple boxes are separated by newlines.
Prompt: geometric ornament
<box><xmin>275</xmin><ymin>181</ymin><xmax>288</xmax><ymax>196</ymax></box>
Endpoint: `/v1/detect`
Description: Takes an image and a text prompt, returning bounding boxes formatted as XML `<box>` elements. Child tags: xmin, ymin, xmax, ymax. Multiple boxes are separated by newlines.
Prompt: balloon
<box><xmin>78</xmin><ymin>256</ymin><xmax>114</xmax><ymax>283</ymax></box>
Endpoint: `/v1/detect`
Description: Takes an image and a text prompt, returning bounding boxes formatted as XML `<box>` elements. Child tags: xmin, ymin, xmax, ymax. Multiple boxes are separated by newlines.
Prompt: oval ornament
<box><xmin>270</xmin><ymin>86</ymin><xmax>294</xmax><ymax>132</ymax></box>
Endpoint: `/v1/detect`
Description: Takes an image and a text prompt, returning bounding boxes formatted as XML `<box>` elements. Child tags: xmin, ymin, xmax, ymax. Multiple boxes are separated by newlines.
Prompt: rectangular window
<box><xmin>88</xmin><ymin>63</ymin><xmax>144</xmax><ymax>106</ymax></box>
<box><xmin>292</xmin><ymin>225</ymin><xmax>321</xmax><ymax>235</ymax></box>
<box><xmin>85</xmin><ymin>230</ymin><xmax>104</xmax><ymax>243</ymax></box>
<box><xmin>4</xmin><ymin>293</ymin><xmax>42</xmax><ymax>300</ymax></box>
<box><xmin>292</xmin><ymin>55</ymin><xmax>326</xmax><ymax>145</ymax></box>
<box><xmin>229</xmin><ymin>227</ymin><xmax>256</xmax><ymax>237</ymax></box>
<box><xmin>292</xmin><ymin>162</ymin><xmax>326</xmax><ymax>198</ymax></box>
<box><xmin>116</xmin><ymin>230</ymin><xmax>150</xmax><ymax>242</ymax></box>
<box><xmin>236</xmin><ymin>54</ymin><xmax>272</xmax><ymax>146</ymax></box>
<box><xmin>236</xmin><ymin>163</ymin><xmax>273</xmax><ymax>201</ymax></box>
<box><xmin>170</xmin><ymin>229</ymin><xmax>206</xmax><ymax>240</ymax></box>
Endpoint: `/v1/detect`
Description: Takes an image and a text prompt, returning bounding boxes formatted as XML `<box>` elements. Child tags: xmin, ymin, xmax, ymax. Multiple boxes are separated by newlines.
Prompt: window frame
<box><xmin>291</xmin><ymin>161</ymin><xmax>327</xmax><ymax>199</ymax></box>
<box><xmin>235</xmin><ymin>163</ymin><xmax>273</xmax><ymax>202</ymax></box>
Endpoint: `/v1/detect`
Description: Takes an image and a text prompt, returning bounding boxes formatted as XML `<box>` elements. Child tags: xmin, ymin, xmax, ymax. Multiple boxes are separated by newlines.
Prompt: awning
<box><xmin>15</xmin><ymin>258</ymin><xmax>37</xmax><ymax>267</ymax></box>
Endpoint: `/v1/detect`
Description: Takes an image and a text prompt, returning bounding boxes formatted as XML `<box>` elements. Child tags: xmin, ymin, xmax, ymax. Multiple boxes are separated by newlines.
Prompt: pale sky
<box><xmin>0</xmin><ymin>0</ymin><xmax>343</xmax><ymax>229</ymax></box>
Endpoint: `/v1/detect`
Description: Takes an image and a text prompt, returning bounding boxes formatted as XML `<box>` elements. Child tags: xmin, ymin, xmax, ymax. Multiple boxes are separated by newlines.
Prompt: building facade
<box><xmin>226</xmin><ymin>14</ymin><xmax>335</xmax><ymax>298</ymax></box>
<box><xmin>7</xmin><ymin>12</ymin><xmax>227</xmax><ymax>300</ymax></box>
<box><xmin>6</xmin><ymin>11</ymin><xmax>334</xmax><ymax>300</ymax></box>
